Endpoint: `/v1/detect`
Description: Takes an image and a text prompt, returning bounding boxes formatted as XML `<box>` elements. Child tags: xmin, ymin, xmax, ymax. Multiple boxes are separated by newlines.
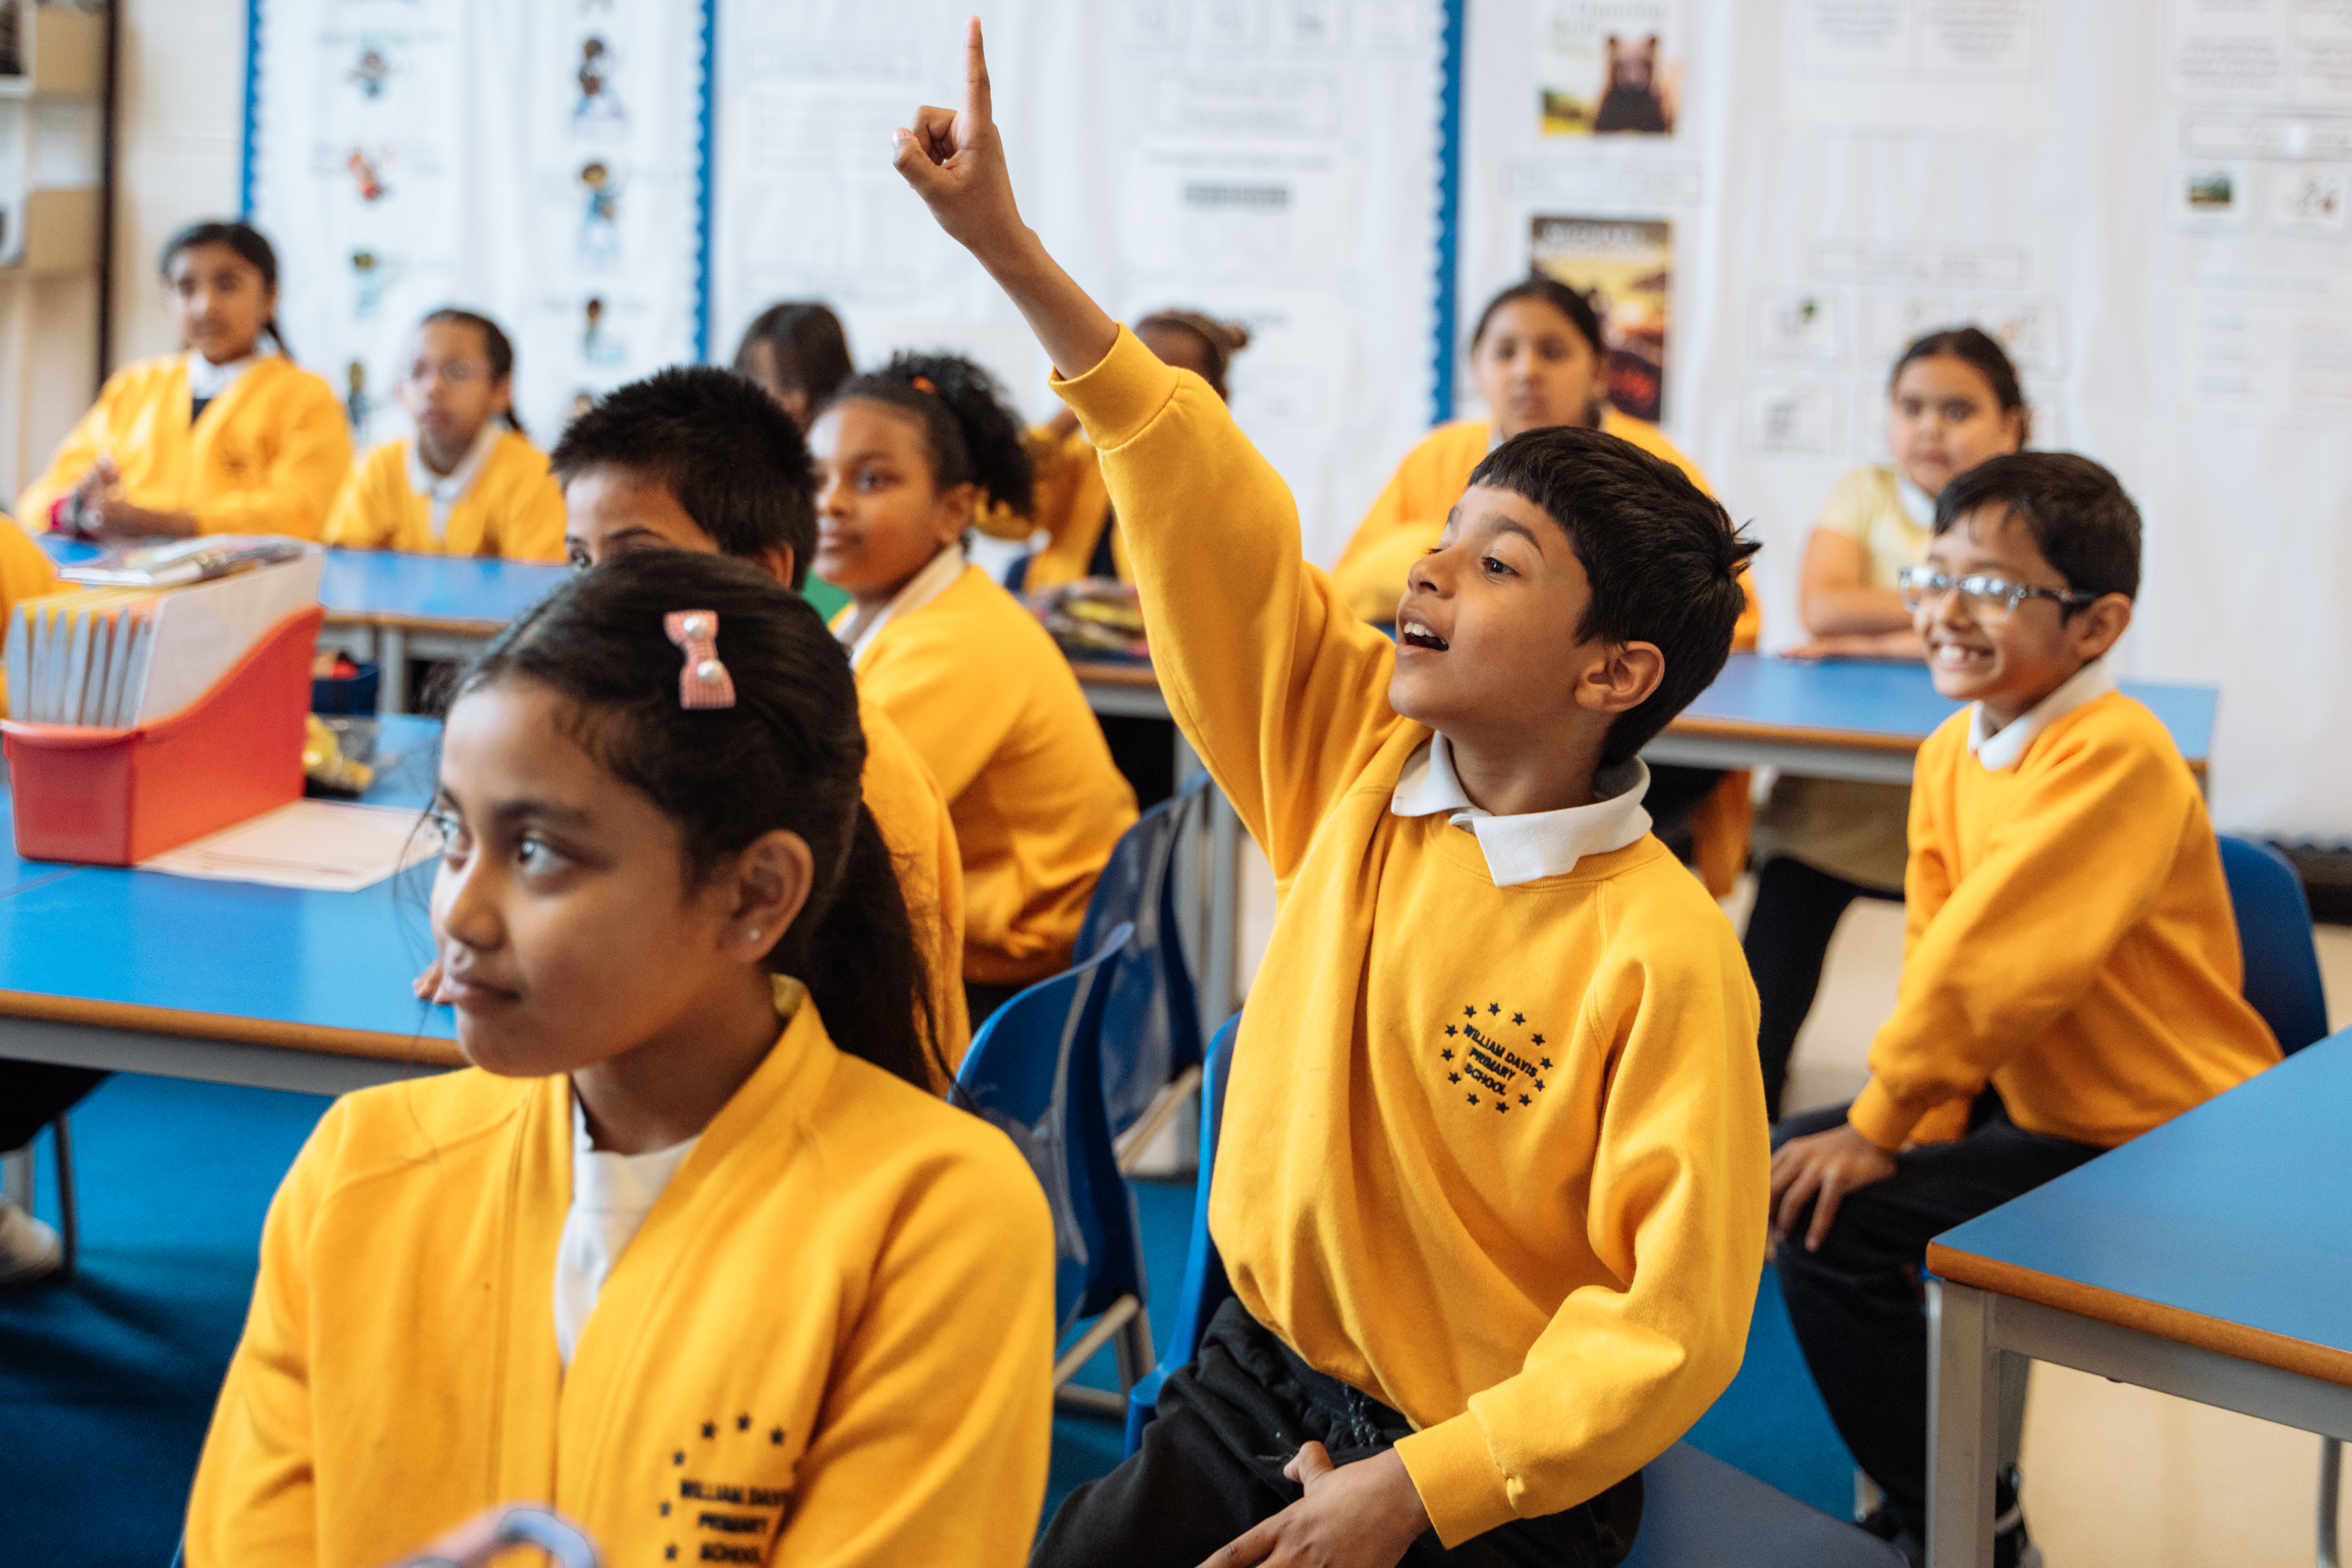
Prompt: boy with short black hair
<box><xmin>894</xmin><ymin>24</ymin><xmax>1770</xmax><ymax>1566</ymax></box>
<box><xmin>415</xmin><ymin>364</ymin><xmax>973</xmax><ymax>1067</ymax></box>
<box><xmin>1770</xmin><ymin>451</ymin><xmax>2280</xmax><ymax>1564</ymax></box>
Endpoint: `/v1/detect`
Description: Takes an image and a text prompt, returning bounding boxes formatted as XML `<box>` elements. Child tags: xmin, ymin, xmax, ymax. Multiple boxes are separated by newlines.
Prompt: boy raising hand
<box><xmin>897</xmin><ymin>22</ymin><xmax>1769</xmax><ymax>1567</ymax></box>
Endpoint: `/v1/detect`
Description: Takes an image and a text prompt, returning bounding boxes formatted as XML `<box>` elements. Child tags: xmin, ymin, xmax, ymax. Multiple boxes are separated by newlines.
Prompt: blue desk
<box><xmin>1643</xmin><ymin>653</ymin><xmax>2218</xmax><ymax>785</ymax></box>
<box><xmin>0</xmin><ymin>716</ymin><xmax>461</xmax><ymax>1096</ymax></box>
<box><xmin>1923</xmin><ymin>1030</ymin><xmax>2352</xmax><ymax>1565</ymax></box>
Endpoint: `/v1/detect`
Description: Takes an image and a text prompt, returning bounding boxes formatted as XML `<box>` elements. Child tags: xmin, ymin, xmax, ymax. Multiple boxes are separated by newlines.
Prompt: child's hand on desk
<box><xmin>1770</xmin><ymin>1122</ymin><xmax>1898</xmax><ymax>1252</ymax></box>
<box><xmin>1196</xmin><ymin>1443</ymin><xmax>1430</xmax><ymax>1568</ymax></box>
<box><xmin>1780</xmin><ymin>631</ymin><xmax>1926</xmax><ymax>661</ymax></box>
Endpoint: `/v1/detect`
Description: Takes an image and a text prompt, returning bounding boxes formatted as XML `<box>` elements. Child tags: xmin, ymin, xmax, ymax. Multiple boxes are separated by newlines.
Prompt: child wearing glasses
<box><xmin>1768</xmin><ymin>452</ymin><xmax>2280</xmax><ymax>1565</ymax></box>
<box><xmin>1746</xmin><ymin>327</ymin><xmax>2029</xmax><ymax>1117</ymax></box>
<box><xmin>324</xmin><ymin>309</ymin><xmax>566</xmax><ymax>560</ymax></box>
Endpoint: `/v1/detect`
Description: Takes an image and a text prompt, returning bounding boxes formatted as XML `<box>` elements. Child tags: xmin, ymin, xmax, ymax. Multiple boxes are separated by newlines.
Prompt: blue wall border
<box><xmin>239</xmin><ymin>0</ymin><xmax>263</xmax><ymax>218</ymax></box>
<box><xmin>693</xmin><ymin>0</ymin><xmax>716</xmax><ymax>362</ymax></box>
<box><xmin>1430</xmin><ymin>0</ymin><xmax>1464</xmax><ymax>428</ymax></box>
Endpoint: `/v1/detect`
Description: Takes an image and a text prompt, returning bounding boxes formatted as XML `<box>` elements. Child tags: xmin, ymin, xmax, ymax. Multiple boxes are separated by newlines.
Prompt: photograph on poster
<box><xmin>1530</xmin><ymin>214</ymin><xmax>1672</xmax><ymax>419</ymax></box>
<box><xmin>1537</xmin><ymin>0</ymin><xmax>1687</xmax><ymax>137</ymax></box>
<box><xmin>2171</xmin><ymin>160</ymin><xmax>2256</xmax><ymax>231</ymax></box>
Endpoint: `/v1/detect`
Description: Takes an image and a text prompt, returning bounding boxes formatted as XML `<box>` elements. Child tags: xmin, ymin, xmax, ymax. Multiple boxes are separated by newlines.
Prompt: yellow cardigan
<box><xmin>185</xmin><ymin>995</ymin><xmax>1056</xmax><ymax>1568</ymax></box>
<box><xmin>0</xmin><ymin>514</ymin><xmax>60</xmax><ymax>719</ymax></box>
<box><xmin>859</xmin><ymin>700</ymin><xmax>973</xmax><ymax>1071</ymax></box>
<box><xmin>20</xmin><ymin>354</ymin><xmax>351</xmax><ymax>539</ymax></box>
<box><xmin>1056</xmin><ymin>328</ymin><xmax>1768</xmax><ymax>1546</ymax></box>
<box><xmin>1852</xmin><ymin>692</ymin><xmax>2281</xmax><ymax>1151</ymax></box>
<box><xmin>322</xmin><ymin>431</ymin><xmax>567</xmax><ymax>560</ymax></box>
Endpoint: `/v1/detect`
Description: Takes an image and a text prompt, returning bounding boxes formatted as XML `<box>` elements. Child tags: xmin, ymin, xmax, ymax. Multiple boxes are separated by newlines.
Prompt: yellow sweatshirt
<box><xmin>850</xmin><ymin>564</ymin><xmax>1138</xmax><ymax>986</ymax></box>
<box><xmin>322</xmin><ymin>431</ymin><xmax>567</xmax><ymax>561</ymax></box>
<box><xmin>981</xmin><ymin>425</ymin><xmax>1127</xmax><ymax>590</ymax></box>
<box><xmin>0</xmin><ymin>513</ymin><xmax>61</xmax><ymax>719</ymax></box>
<box><xmin>1057</xmin><ymin>328</ymin><xmax>1768</xmax><ymax>1545</ymax></box>
<box><xmin>185</xmin><ymin>994</ymin><xmax>1056</xmax><ymax>1568</ymax></box>
<box><xmin>20</xmin><ymin>354</ymin><xmax>352</xmax><ymax>540</ymax></box>
<box><xmin>1850</xmin><ymin>691</ymin><xmax>2280</xmax><ymax>1152</ymax></box>
<box><xmin>858</xmin><ymin>700</ymin><xmax>973</xmax><ymax>1069</ymax></box>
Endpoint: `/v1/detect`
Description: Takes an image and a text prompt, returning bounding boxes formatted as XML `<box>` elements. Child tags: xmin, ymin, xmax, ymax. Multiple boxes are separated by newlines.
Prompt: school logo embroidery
<box><xmin>1439</xmin><ymin>1002</ymin><xmax>1553</xmax><ymax>1116</ymax></box>
<box><xmin>659</xmin><ymin>1412</ymin><xmax>793</xmax><ymax>1562</ymax></box>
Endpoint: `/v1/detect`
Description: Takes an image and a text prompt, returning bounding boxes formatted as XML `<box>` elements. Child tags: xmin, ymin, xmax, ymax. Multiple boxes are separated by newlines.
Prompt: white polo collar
<box><xmin>186</xmin><ymin>351</ymin><xmax>260</xmax><ymax>401</ymax></box>
<box><xmin>838</xmin><ymin>543</ymin><xmax>966</xmax><ymax>670</ymax></box>
<box><xmin>1896</xmin><ymin>474</ymin><xmax>1936</xmax><ymax>528</ymax></box>
<box><xmin>405</xmin><ymin>423</ymin><xmax>504</xmax><ymax>543</ymax></box>
<box><xmin>1391</xmin><ymin>733</ymin><xmax>1653</xmax><ymax>887</ymax></box>
<box><xmin>1969</xmin><ymin>656</ymin><xmax>2116</xmax><ymax>772</ymax></box>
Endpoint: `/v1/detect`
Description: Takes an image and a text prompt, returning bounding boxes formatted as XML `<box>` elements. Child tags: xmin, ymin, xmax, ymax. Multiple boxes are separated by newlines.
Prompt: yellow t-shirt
<box><xmin>1851</xmin><ymin>691</ymin><xmax>2281</xmax><ymax>1152</ymax></box>
<box><xmin>19</xmin><ymin>354</ymin><xmax>352</xmax><ymax>539</ymax></box>
<box><xmin>1057</xmin><ymin>327</ymin><xmax>1768</xmax><ymax>1546</ymax></box>
<box><xmin>848</xmin><ymin>564</ymin><xmax>1138</xmax><ymax>986</ymax></box>
<box><xmin>185</xmin><ymin>995</ymin><xmax>1056</xmax><ymax>1568</ymax></box>
<box><xmin>322</xmin><ymin>430</ymin><xmax>567</xmax><ymax>561</ymax></box>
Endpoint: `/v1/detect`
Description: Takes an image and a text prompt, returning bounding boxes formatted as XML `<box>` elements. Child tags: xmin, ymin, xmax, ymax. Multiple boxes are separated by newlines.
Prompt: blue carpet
<box><xmin>1</xmin><ymin>1078</ymin><xmax>1854</xmax><ymax>1560</ymax></box>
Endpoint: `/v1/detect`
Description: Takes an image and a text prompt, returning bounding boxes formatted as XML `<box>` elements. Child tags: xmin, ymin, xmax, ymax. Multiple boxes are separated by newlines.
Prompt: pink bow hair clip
<box><xmin>664</xmin><ymin>610</ymin><xmax>737</xmax><ymax>710</ymax></box>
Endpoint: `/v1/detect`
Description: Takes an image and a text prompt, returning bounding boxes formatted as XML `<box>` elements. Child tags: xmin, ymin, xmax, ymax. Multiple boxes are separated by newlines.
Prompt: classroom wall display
<box><xmin>245</xmin><ymin>0</ymin><xmax>710</xmax><ymax>450</ymax></box>
<box><xmin>706</xmin><ymin>0</ymin><xmax>1450</xmax><ymax>569</ymax></box>
<box><xmin>1461</xmin><ymin>0</ymin><xmax>2352</xmax><ymax>840</ymax></box>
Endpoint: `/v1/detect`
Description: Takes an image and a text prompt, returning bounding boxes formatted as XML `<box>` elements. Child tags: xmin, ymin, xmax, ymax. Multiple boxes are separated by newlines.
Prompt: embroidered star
<box><xmin>1532</xmin><ymin>1034</ymin><xmax>1545</xmax><ymax>1046</ymax></box>
<box><xmin>737</xmin><ymin>1414</ymin><xmax>751</xmax><ymax>1431</ymax></box>
<box><xmin>1488</xmin><ymin>1003</ymin><xmax>1501</xmax><ymax>1015</ymax></box>
<box><xmin>1445</xmin><ymin>1025</ymin><xmax>1458</xmax><ymax>1036</ymax></box>
<box><xmin>1512</xmin><ymin>1013</ymin><xmax>1525</xmax><ymax>1025</ymax></box>
<box><xmin>1535</xmin><ymin>1079</ymin><xmax>1546</xmax><ymax>1092</ymax></box>
<box><xmin>701</xmin><ymin>1421</ymin><xmax>715</xmax><ymax>1438</ymax></box>
<box><xmin>1540</xmin><ymin>1057</ymin><xmax>1553</xmax><ymax>1070</ymax></box>
<box><xmin>1467</xmin><ymin>1093</ymin><xmax>1479</xmax><ymax>1104</ymax></box>
<box><xmin>1519</xmin><ymin>1094</ymin><xmax>1531</xmax><ymax>1107</ymax></box>
<box><xmin>672</xmin><ymin>1451</ymin><xmax>684</xmax><ymax>1465</ymax></box>
<box><xmin>1441</xmin><ymin>1048</ymin><xmax>1455</xmax><ymax>1060</ymax></box>
<box><xmin>665</xmin><ymin>1549</ymin><xmax>677</xmax><ymax>1562</ymax></box>
<box><xmin>1463</xmin><ymin>1005</ymin><xmax>1476</xmax><ymax>1019</ymax></box>
<box><xmin>1495</xmin><ymin>1101</ymin><xmax>1507</xmax><ymax>1113</ymax></box>
<box><xmin>1448</xmin><ymin>1072</ymin><xmax>1460</xmax><ymax>1084</ymax></box>
<box><xmin>770</xmin><ymin>1427</ymin><xmax>785</xmax><ymax>1444</ymax></box>
<box><xmin>660</xmin><ymin>1503</ymin><xmax>671</xmax><ymax>1517</ymax></box>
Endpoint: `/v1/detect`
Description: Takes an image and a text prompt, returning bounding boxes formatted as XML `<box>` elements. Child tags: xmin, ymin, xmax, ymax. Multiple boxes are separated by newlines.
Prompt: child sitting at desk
<box><xmin>21</xmin><ymin>221</ymin><xmax>349</xmax><ymax>541</ymax></box>
<box><xmin>1768</xmin><ymin>452</ymin><xmax>2280</xmax><ymax>1565</ymax></box>
<box><xmin>187</xmin><ymin>552</ymin><xmax>1055</xmax><ymax>1567</ymax></box>
<box><xmin>411</xmin><ymin>363</ymin><xmax>974</xmax><ymax>1068</ymax></box>
<box><xmin>810</xmin><ymin>353</ymin><xmax>1136</xmax><ymax>1026</ymax></box>
<box><xmin>323</xmin><ymin>309</ymin><xmax>565</xmax><ymax>561</ymax></box>
<box><xmin>1746</xmin><ymin>326</ymin><xmax>2029</xmax><ymax>1118</ymax></box>
<box><xmin>895</xmin><ymin>25</ymin><xmax>1767</xmax><ymax>1562</ymax></box>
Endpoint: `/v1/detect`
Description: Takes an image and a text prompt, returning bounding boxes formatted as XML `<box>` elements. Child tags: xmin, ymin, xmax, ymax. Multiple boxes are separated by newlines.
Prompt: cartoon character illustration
<box><xmin>581</xmin><ymin>295</ymin><xmax>624</xmax><ymax>366</ymax></box>
<box><xmin>348</xmin><ymin>147</ymin><xmax>390</xmax><ymax>204</ymax></box>
<box><xmin>579</xmin><ymin>161</ymin><xmax>622</xmax><ymax>269</ymax></box>
<box><xmin>346</xmin><ymin>359</ymin><xmax>372</xmax><ymax>440</ymax></box>
<box><xmin>349</xmin><ymin>47</ymin><xmax>393</xmax><ymax>98</ymax></box>
<box><xmin>575</xmin><ymin>36</ymin><xmax>625</xmax><ymax>123</ymax></box>
<box><xmin>1592</xmin><ymin>35</ymin><xmax>1672</xmax><ymax>136</ymax></box>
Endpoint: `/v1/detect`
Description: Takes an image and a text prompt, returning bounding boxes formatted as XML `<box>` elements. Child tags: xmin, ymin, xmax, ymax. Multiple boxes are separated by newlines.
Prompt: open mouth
<box><xmin>1400</xmin><ymin>625</ymin><xmax>1449</xmax><ymax>651</ymax></box>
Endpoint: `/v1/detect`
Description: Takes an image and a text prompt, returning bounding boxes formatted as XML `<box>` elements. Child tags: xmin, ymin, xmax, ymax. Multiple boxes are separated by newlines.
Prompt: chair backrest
<box><xmin>1155</xmin><ymin>1013</ymin><xmax>1240</xmax><ymax>1381</ymax></box>
<box><xmin>1077</xmin><ymin>772</ymin><xmax>1211</xmax><ymax>1135</ymax></box>
<box><xmin>2218</xmin><ymin>836</ymin><xmax>2331</xmax><ymax>1055</ymax></box>
<box><xmin>954</xmin><ymin>923</ymin><xmax>1145</xmax><ymax>1332</ymax></box>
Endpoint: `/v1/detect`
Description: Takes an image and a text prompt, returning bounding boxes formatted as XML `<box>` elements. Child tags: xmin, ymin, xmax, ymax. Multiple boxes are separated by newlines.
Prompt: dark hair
<box><xmin>1932</xmin><ymin>452</ymin><xmax>2140</xmax><ymax>607</ymax></box>
<box><xmin>422</xmin><ymin>307</ymin><xmax>527</xmax><ymax>439</ymax></box>
<box><xmin>550</xmin><ymin>366</ymin><xmax>818</xmax><ymax>587</ymax></box>
<box><xmin>821</xmin><ymin>352</ymin><xmax>1034</xmax><ymax>519</ymax></box>
<box><xmin>731</xmin><ymin>302</ymin><xmax>855</xmax><ymax>408</ymax></box>
<box><xmin>453</xmin><ymin>551</ymin><xmax>942</xmax><ymax>1088</ymax></box>
<box><xmin>1891</xmin><ymin>327</ymin><xmax>2031</xmax><ymax>444</ymax></box>
<box><xmin>1136</xmin><ymin>309</ymin><xmax>1252</xmax><ymax>399</ymax></box>
<box><xmin>1469</xmin><ymin>426</ymin><xmax>1758</xmax><ymax>767</ymax></box>
<box><xmin>160</xmin><ymin>219</ymin><xmax>290</xmax><ymax>358</ymax></box>
<box><xmin>1470</xmin><ymin>276</ymin><xmax>1605</xmax><ymax>361</ymax></box>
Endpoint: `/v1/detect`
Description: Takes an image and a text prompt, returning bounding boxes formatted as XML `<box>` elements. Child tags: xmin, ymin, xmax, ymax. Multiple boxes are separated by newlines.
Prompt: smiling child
<box><xmin>186</xmin><ymin>552</ymin><xmax>1055</xmax><ymax>1568</ymax></box>
<box><xmin>891</xmin><ymin>24</ymin><xmax>1767</xmax><ymax>1566</ymax></box>
<box><xmin>1768</xmin><ymin>452</ymin><xmax>2280</xmax><ymax>1563</ymax></box>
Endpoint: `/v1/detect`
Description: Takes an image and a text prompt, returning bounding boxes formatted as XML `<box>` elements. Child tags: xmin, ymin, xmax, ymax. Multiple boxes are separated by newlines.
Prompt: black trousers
<box><xmin>1772</xmin><ymin>1100</ymin><xmax>2100</xmax><ymax>1541</ymax></box>
<box><xmin>1033</xmin><ymin>1298</ymin><xmax>1642</xmax><ymax>1568</ymax></box>
<box><xmin>1742</xmin><ymin>857</ymin><xmax>1903</xmax><ymax>1120</ymax></box>
<box><xmin>0</xmin><ymin>1063</ymin><xmax>106</xmax><ymax>1153</ymax></box>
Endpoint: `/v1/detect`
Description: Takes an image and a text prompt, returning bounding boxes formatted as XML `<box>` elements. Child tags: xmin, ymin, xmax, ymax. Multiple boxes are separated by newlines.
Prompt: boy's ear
<box><xmin>2070</xmin><ymin>594</ymin><xmax>2133</xmax><ymax>661</ymax></box>
<box><xmin>753</xmin><ymin>543</ymin><xmax>796</xmax><ymax>589</ymax></box>
<box><xmin>1576</xmin><ymin>639</ymin><xmax>1666</xmax><ymax>718</ymax></box>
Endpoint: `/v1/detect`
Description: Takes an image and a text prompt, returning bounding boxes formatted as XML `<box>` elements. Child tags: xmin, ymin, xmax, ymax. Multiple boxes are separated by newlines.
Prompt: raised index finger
<box><xmin>964</xmin><ymin>15</ymin><xmax>993</xmax><ymax>126</ymax></box>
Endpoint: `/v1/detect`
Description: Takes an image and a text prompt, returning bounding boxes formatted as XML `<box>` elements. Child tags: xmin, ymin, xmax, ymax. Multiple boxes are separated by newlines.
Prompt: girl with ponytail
<box><xmin>185</xmin><ymin>549</ymin><xmax>1057</xmax><ymax>1568</ymax></box>
<box><xmin>324</xmin><ymin>307</ymin><xmax>568</xmax><ymax>560</ymax></box>
<box><xmin>810</xmin><ymin>352</ymin><xmax>1137</xmax><ymax>1025</ymax></box>
<box><xmin>20</xmin><ymin>219</ymin><xmax>352</xmax><ymax>540</ymax></box>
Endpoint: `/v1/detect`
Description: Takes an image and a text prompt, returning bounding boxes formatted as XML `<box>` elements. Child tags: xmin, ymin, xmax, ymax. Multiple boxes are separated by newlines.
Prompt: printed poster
<box><xmin>1536</xmin><ymin>0</ymin><xmax>1688</xmax><ymax>137</ymax></box>
<box><xmin>1530</xmin><ymin>215</ymin><xmax>1673</xmax><ymax>422</ymax></box>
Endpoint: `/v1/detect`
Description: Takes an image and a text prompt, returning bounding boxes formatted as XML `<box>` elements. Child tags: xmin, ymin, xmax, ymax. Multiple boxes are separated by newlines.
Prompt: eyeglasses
<box><xmin>1897</xmin><ymin>566</ymin><xmax>2097</xmax><ymax>623</ymax></box>
<box><xmin>403</xmin><ymin>359</ymin><xmax>490</xmax><ymax>387</ymax></box>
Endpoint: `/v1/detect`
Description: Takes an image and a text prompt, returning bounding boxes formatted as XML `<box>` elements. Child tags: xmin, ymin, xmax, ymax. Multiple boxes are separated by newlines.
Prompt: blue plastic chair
<box><xmin>2219</xmin><ymin>836</ymin><xmax>2332</xmax><ymax>1056</ymax></box>
<box><xmin>1077</xmin><ymin>772</ymin><xmax>1211</xmax><ymax>1143</ymax></box>
<box><xmin>1121</xmin><ymin>1015</ymin><xmax>1904</xmax><ymax>1565</ymax></box>
<box><xmin>955</xmin><ymin>922</ymin><xmax>1155</xmax><ymax>1417</ymax></box>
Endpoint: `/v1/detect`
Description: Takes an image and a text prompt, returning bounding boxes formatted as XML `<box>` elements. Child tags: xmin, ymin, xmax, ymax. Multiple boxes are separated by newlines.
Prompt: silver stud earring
<box><xmin>748</xmin><ymin>927</ymin><xmax>762</xmax><ymax>942</ymax></box>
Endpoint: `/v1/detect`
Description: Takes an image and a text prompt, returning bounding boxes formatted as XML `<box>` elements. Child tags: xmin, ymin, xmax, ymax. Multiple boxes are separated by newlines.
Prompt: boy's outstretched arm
<box><xmin>890</xmin><ymin>19</ymin><xmax>1117</xmax><ymax>382</ymax></box>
